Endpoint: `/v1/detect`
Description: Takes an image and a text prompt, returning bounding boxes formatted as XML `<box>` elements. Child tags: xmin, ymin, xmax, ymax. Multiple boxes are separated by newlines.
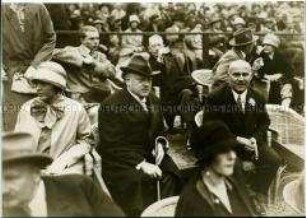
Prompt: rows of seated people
<box><xmin>2</xmin><ymin>2</ymin><xmax>304</xmax><ymax>217</ymax></box>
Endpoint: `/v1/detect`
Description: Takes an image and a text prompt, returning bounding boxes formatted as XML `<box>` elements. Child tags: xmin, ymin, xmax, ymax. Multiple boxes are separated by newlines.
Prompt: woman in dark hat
<box><xmin>175</xmin><ymin>121</ymin><xmax>256</xmax><ymax>217</ymax></box>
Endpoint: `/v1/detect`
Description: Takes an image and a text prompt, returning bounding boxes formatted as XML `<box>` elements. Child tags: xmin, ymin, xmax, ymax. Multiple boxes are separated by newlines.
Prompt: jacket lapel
<box><xmin>225</xmin><ymin>86</ymin><xmax>244</xmax><ymax>115</ymax></box>
<box><xmin>244</xmin><ymin>90</ymin><xmax>257</xmax><ymax>125</ymax></box>
<box><xmin>196</xmin><ymin>179</ymin><xmax>216</xmax><ymax>211</ymax></box>
<box><xmin>123</xmin><ymin>88</ymin><xmax>148</xmax><ymax>114</ymax></box>
<box><xmin>228</xmin><ymin>177</ymin><xmax>256</xmax><ymax>216</ymax></box>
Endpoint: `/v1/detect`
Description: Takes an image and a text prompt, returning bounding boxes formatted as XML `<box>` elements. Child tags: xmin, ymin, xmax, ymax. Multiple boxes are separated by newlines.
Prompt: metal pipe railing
<box><xmin>55</xmin><ymin>30</ymin><xmax>304</xmax><ymax>37</ymax></box>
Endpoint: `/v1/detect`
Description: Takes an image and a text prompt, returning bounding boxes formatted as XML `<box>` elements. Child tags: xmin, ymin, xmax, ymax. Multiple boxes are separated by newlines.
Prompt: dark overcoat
<box><xmin>98</xmin><ymin>89</ymin><xmax>181</xmax><ymax>216</ymax></box>
<box><xmin>175</xmin><ymin>171</ymin><xmax>256</xmax><ymax>217</ymax></box>
<box><xmin>202</xmin><ymin>84</ymin><xmax>270</xmax><ymax>148</ymax></box>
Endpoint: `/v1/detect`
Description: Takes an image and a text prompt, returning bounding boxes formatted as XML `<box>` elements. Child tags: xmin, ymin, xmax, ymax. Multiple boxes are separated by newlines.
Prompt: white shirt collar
<box><xmin>232</xmin><ymin>89</ymin><xmax>248</xmax><ymax>111</ymax></box>
<box><xmin>127</xmin><ymin>88</ymin><xmax>148</xmax><ymax>111</ymax></box>
<box><xmin>268</xmin><ymin>52</ymin><xmax>274</xmax><ymax>60</ymax></box>
<box><xmin>29</xmin><ymin>180</ymin><xmax>48</xmax><ymax>217</ymax></box>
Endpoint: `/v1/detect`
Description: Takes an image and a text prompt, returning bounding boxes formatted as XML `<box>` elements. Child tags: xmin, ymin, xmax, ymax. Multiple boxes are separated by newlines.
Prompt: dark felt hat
<box><xmin>229</xmin><ymin>28</ymin><xmax>255</xmax><ymax>47</ymax></box>
<box><xmin>190</xmin><ymin>121</ymin><xmax>238</xmax><ymax>166</ymax></box>
<box><xmin>121</xmin><ymin>55</ymin><xmax>159</xmax><ymax>78</ymax></box>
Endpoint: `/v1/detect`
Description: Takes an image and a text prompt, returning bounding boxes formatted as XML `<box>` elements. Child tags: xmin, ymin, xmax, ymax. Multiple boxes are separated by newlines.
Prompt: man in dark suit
<box><xmin>2</xmin><ymin>131</ymin><xmax>124</xmax><ymax>217</ymax></box>
<box><xmin>98</xmin><ymin>55</ymin><xmax>182</xmax><ymax>216</ymax></box>
<box><xmin>202</xmin><ymin>60</ymin><xmax>281</xmax><ymax>196</ymax></box>
<box><xmin>148</xmin><ymin>34</ymin><xmax>198</xmax><ymax>136</ymax></box>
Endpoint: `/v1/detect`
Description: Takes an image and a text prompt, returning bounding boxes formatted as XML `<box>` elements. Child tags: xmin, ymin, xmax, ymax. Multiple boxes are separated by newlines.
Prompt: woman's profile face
<box><xmin>211</xmin><ymin>150</ymin><xmax>237</xmax><ymax>176</ymax></box>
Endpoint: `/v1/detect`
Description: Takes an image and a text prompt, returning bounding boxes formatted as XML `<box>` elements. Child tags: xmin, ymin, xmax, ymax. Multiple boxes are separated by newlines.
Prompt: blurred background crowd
<box><xmin>46</xmin><ymin>2</ymin><xmax>304</xmax><ymax>95</ymax></box>
<box><xmin>47</xmin><ymin>2</ymin><xmax>304</xmax><ymax>34</ymax></box>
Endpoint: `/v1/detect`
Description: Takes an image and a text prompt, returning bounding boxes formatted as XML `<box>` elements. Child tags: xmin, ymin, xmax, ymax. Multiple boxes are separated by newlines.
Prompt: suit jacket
<box><xmin>175</xmin><ymin>171</ymin><xmax>256</xmax><ymax>217</ymax></box>
<box><xmin>98</xmin><ymin>88</ymin><xmax>164</xmax><ymax>169</ymax></box>
<box><xmin>202</xmin><ymin>85</ymin><xmax>270</xmax><ymax>147</ymax></box>
<box><xmin>43</xmin><ymin>174</ymin><xmax>124</xmax><ymax>217</ymax></box>
<box><xmin>98</xmin><ymin>89</ymin><xmax>180</xmax><ymax>215</ymax></box>
<box><xmin>149</xmin><ymin>54</ymin><xmax>194</xmax><ymax>105</ymax></box>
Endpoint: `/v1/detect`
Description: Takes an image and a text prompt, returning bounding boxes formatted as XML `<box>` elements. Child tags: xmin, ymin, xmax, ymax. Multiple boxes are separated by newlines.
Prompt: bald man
<box><xmin>202</xmin><ymin>60</ymin><xmax>281</xmax><ymax>197</ymax></box>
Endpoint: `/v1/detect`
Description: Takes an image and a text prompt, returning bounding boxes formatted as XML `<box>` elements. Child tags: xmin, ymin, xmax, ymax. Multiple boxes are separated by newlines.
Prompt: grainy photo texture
<box><xmin>1</xmin><ymin>1</ymin><xmax>305</xmax><ymax>217</ymax></box>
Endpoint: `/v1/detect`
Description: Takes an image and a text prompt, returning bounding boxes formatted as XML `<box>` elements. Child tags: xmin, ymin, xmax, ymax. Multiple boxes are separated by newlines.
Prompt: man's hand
<box><xmin>139</xmin><ymin>162</ymin><xmax>162</xmax><ymax>179</ymax></box>
<box><xmin>152</xmin><ymin>143</ymin><xmax>165</xmax><ymax>166</ymax></box>
<box><xmin>237</xmin><ymin>136</ymin><xmax>256</xmax><ymax>152</ymax></box>
<box><xmin>83</xmin><ymin>55</ymin><xmax>95</xmax><ymax>66</ymax></box>
<box><xmin>252</xmin><ymin>57</ymin><xmax>264</xmax><ymax>71</ymax></box>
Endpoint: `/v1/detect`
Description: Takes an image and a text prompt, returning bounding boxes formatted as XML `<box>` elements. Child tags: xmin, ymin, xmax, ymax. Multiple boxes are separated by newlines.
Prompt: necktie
<box><xmin>140</xmin><ymin>98</ymin><xmax>148</xmax><ymax>112</ymax></box>
<box><xmin>237</xmin><ymin>95</ymin><xmax>244</xmax><ymax>112</ymax></box>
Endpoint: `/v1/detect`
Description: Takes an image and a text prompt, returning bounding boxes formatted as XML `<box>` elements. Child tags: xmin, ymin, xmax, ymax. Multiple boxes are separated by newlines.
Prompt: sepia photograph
<box><xmin>1</xmin><ymin>1</ymin><xmax>305</xmax><ymax>217</ymax></box>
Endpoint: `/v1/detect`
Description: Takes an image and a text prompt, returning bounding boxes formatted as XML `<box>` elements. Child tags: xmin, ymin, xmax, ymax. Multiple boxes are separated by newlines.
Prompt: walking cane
<box><xmin>155</xmin><ymin>138</ymin><xmax>161</xmax><ymax>201</ymax></box>
<box><xmin>154</xmin><ymin>136</ymin><xmax>169</xmax><ymax>201</ymax></box>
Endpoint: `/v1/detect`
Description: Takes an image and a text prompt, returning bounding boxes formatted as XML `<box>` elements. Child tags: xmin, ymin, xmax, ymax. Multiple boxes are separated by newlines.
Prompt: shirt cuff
<box><xmin>135</xmin><ymin>159</ymin><xmax>146</xmax><ymax>170</ymax></box>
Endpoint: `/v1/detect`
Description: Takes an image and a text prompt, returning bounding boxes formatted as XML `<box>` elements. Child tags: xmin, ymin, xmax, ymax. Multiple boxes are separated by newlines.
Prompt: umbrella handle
<box><xmin>154</xmin><ymin>136</ymin><xmax>168</xmax><ymax>201</ymax></box>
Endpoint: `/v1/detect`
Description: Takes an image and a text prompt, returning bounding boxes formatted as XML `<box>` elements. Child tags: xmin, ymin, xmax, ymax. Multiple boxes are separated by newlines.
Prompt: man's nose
<box><xmin>237</xmin><ymin>74</ymin><xmax>244</xmax><ymax>80</ymax></box>
<box><xmin>143</xmin><ymin>80</ymin><xmax>151</xmax><ymax>86</ymax></box>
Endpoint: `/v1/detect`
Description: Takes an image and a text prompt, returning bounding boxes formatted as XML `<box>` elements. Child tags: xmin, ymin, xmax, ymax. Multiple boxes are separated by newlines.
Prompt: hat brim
<box><xmin>194</xmin><ymin>138</ymin><xmax>238</xmax><ymax>164</ymax></box>
<box><xmin>3</xmin><ymin>154</ymin><xmax>53</xmax><ymax>168</ymax></box>
<box><xmin>229</xmin><ymin>38</ymin><xmax>255</xmax><ymax>47</ymax></box>
<box><xmin>31</xmin><ymin>78</ymin><xmax>66</xmax><ymax>90</ymax></box>
<box><xmin>121</xmin><ymin>67</ymin><xmax>159</xmax><ymax>78</ymax></box>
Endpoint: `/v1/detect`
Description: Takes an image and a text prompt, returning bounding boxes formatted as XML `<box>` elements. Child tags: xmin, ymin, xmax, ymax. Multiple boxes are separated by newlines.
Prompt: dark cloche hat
<box><xmin>190</xmin><ymin>121</ymin><xmax>238</xmax><ymax>167</ymax></box>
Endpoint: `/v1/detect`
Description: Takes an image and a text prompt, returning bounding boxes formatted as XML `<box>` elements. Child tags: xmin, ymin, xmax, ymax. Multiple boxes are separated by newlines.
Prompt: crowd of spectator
<box><xmin>48</xmin><ymin>2</ymin><xmax>304</xmax><ymax>34</ymax></box>
<box><xmin>2</xmin><ymin>3</ymin><xmax>305</xmax><ymax>217</ymax></box>
<box><xmin>46</xmin><ymin>2</ymin><xmax>304</xmax><ymax>76</ymax></box>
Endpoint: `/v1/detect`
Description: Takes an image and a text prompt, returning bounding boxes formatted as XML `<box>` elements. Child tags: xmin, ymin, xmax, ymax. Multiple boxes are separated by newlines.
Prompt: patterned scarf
<box><xmin>30</xmin><ymin>95</ymin><xmax>65</xmax><ymax>129</ymax></box>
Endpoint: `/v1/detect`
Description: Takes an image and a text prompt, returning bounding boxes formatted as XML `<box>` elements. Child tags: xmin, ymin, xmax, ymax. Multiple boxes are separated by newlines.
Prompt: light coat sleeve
<box><xmin>52</xmin><ymin>47</ymin><xmax>84</xmax><ymax>67</ymax></box>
